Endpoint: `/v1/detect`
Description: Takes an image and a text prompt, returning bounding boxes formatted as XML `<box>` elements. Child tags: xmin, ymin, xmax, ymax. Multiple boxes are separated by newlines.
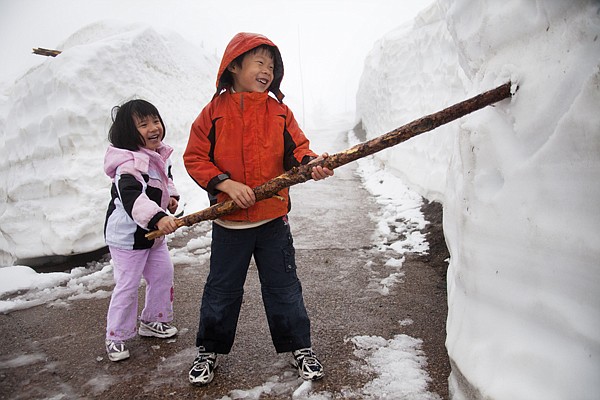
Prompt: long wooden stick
<box><xmin>32</xmin><ymin>47</ymin><xmax>62</xmax><ymax>57</ymax></box>
<box><xmin>147</xmin><ymin>81</ymin><xmax>514</xmax><ymax>240</ymax></box>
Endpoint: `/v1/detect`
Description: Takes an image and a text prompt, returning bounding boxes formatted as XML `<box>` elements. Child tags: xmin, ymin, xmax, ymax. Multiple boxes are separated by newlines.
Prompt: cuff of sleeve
<box><xmin>149</xmin><ymin>211</ymin><xmax>168</xmax><ymax>230</ymax></box>
<box><xmin>301</xmin><ymin>155</ymin><xmax>316</xmax><ymax>165</ymax></box>
<box><xmin>207</xmin><ymin>172</ymin><xmax>230</xmax><ymax>195</ymax></box>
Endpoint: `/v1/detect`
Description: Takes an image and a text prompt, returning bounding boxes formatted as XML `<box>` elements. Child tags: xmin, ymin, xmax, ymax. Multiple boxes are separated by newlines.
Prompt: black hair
<box><xmin>108</xmin><ymin>99</ymin><xmax>166</xmax><ymax>151</ymax></box>
<box><xmin>221</xmin><ymin>44</ymin><xmax>283</xmax><ymax>93</ymax></box>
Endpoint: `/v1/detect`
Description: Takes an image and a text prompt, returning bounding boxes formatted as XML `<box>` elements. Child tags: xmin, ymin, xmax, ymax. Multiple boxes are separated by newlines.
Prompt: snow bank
<box><xmin>356</xmin><ymin>3</ymin><xmax>467</xmax><ymax>202</ymax></box>
<box><xmin>356</xmin><ymin>1</ymin><xmax>600</xmax><ymax>399</ymax></box>
<box><xmin>0</xmin><ymin>21</ymin><xmax>216</xmax><ymax>266</ymax></box>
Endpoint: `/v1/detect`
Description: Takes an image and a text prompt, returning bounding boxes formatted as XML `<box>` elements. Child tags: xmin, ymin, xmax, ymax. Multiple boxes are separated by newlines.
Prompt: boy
<box><xmin>183</xmin><ymin>32</ymin><xmax>333</xmax><ymax>386</ymax></box>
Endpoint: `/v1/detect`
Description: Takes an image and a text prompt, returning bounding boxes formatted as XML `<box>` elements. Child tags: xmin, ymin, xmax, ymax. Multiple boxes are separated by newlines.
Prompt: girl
<box><xmin>103</xmin><ymin>99</ymin><xmax>180</xmax><ymax>362</ymax></box>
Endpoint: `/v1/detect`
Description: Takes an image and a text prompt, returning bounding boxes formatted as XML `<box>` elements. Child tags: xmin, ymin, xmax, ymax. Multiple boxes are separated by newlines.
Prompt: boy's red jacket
<box><xmin>183</xmin><ymin>33</ymin><xmax>318</xmax><ymax>222</ymax></box>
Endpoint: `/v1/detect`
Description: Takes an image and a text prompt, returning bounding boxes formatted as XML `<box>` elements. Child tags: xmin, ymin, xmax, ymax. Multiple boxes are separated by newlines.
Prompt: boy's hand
<box><xmin>309</xmin><ymin>153</ymin><xmax>334</xmax><ymax>181</ymax></box>
<box><xmin>216</xmin><ymin>179</ymin><xmax>256</xmax><ymax>209</ymax></box>
<box><xmin>156</xmin><ymin>215</ymin><xmax>178</xmax><ymax>235</ymax></box>
<box><xmin>168</xmin><ymin>197</ymin><xmax>179</xmax><ymax>214</ymax></box>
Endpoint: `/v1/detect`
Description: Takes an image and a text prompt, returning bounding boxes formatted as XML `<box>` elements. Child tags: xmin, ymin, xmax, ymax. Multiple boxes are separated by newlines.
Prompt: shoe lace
<box><xmin>144</xmin><ymin>321</ymin><xmax>172</xmax><ymax>331</ymax></box>
<box><xmin>107</xmin><ymin>341</ymin><xmax>125</xmax><ymax>353</ymax></box>
<box><xmin>294</xmin><ymin>348</ymin><xmax>321</xmax><ymax>371</ymax></box>
<box><xmin>193</xmin><ymin>349</ymin><xmax>216</xmax><ymax>366</ymax></box>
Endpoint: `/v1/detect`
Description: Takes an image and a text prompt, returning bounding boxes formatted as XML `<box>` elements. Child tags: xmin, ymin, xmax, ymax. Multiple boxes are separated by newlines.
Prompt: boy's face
<box><xmin>228</xmin><ymin>48</ymin><xmax>274</xmax><ymax>93</ymax></box>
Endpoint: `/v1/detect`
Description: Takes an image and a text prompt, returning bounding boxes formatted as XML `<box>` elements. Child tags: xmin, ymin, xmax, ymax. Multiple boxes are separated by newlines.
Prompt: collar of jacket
<box><xmin>228</xmin><ymin>90</ymin><xmax>271</xmax><ymax>108</ymax></box>
<box><xmin>104</xmin><ymin>144</ymin><xmax>173</xmax><ymax>179</ymax></box>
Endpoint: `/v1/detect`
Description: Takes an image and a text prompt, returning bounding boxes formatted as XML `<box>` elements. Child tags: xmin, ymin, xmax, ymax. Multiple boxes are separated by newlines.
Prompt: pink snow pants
<box><xmin>106</xmin><ymin>242</ymin><xmax>174</xmax><ymax>342</ymax></box>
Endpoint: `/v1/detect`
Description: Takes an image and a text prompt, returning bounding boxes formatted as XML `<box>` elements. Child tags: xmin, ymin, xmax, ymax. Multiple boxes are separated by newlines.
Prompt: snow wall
<box><xmin>0</xmin><ymin>21</ymin><xmax>216</xmax><ymax>266</ymax></box>
<box><xmin>356</xmin><ymin>1</ymin><xmax>600</xmax><ymax>399</ymax></box>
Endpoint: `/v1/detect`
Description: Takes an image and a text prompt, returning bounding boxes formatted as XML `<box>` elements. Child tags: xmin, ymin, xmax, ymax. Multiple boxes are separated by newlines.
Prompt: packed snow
<box><xmin>356</xmin><ymin>1</ymin><xmax>600</xmax><ymax>399</ymax></box>
<box><xmin>1</xmin><ymin>0</ymin><xmax>599</xmax><ymax>399</ymax></box>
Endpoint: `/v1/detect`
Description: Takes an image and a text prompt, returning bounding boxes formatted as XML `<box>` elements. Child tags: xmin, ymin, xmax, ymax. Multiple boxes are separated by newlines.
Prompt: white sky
<box><xmin>0</xmin><ymin>0</ymin><xmax>430</xmax><ymax>121</ymax></box>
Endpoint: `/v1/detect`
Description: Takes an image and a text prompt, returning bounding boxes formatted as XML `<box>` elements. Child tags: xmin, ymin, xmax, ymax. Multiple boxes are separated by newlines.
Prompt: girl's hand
<box><xmin>168</xmin><ymin>197</ymin><xmax>179</xmax><ymax>214</ymax></box>
<box><xmin>156</xmin><ymin>215</ymin><xmax>178</xmax><ymax>235</ymax></box>
<box><xmin>309</xmin><ymin>153</ymin><xmax>334</xmax><ymax>181</ymax></box>
<box><xmin>216</xmin><ymin>179</ymin><xmax>256</xmax><ymax>209</ymax></box>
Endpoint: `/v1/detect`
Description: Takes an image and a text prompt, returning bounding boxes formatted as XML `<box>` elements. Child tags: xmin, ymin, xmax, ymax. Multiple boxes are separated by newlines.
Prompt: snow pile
<box><xmin>357</xmin><ymin>1</ymin><xmax>600</xmax><ymax>398</ymax></box>
<box><xmin>357</xmin><ymin>3</ymin><xmax>465</xmax><ymax>202</ymax></box>
<box><xmin>351</xmin><ymin>334</ymin><xmax>440</xmax><ymax>400</ymax></box>
<box><xmin>356</xmin><ymin>155</ymin><xmax>429</xmax><ymax>256</ymax></box>
<box><xmin>0</xmin><ymin>261</ymin><xmax>113</xmax><ymax>314</ymax></box>
<box><xmin>0</xmin><ymin>0</ymin><xmax>428</xmax><ymax>267</ymax></box>
<box><xmin>0</xmin><ymin>21</ymin><xmax>216</xmax><ymax>266</ymax></box>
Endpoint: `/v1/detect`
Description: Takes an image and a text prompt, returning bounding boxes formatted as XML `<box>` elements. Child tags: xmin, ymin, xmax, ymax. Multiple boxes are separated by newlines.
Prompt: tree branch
<box><xmin>146</xmin><ymin>81</ymin><xmax>515</xmax><ymax>240</ymax></box>
<box><xmin>32</xmin><ymin>48</ymin><xmax>62</xmax><ymax>57</ymax></box>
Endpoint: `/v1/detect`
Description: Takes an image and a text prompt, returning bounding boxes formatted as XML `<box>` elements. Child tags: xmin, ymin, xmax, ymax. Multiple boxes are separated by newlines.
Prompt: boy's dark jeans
<box><xmin>196</xmin><ymin>216</ymin><xmax>312</xmax><ymax>354</ymax></box>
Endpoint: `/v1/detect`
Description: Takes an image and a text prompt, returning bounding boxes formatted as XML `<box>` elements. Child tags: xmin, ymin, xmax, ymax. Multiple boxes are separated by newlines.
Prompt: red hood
<box><xmin>215</xmin><ymin>32</ymin><xmax>285</xmax><ymax>102</ymax></box>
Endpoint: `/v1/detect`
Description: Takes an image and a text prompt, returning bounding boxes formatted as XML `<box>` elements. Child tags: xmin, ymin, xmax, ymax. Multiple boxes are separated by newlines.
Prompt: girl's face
<box><xmin>228</xmin><ymin>48</ymin><xmax>274</xmax><ymax>93</ymax></box>
<box><xmin>133</xmin><ymin>113</ymin><xmax>164</xmax><ymax>151</ymax></box>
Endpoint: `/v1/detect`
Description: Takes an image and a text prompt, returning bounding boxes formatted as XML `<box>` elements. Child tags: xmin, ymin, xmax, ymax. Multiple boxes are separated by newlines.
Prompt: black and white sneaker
<box><xmin>189</xmin><ymin>347</ymin><xmax>218</xmax><ymax>386</ymax></box>
<box><xmin>138</xmin><ymin>321</ymin><xmax>178</xmax><ymax>339</ymax></box>
<box><xmin>105</xmin><ymin>339</ymin><xmax>130</xmax><ymax>362</ymax></box>
<box><xmin>292</xmin><ymin>348</ymin><xmax>324</xmax><ymax>380</ymax></box>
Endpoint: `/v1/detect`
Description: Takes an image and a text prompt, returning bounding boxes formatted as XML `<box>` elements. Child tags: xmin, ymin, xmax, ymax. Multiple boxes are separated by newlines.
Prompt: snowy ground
<box><xmin>0</xmin><ymin>120</ymin><xmax>443</xmax><ymax>399</ymax></box>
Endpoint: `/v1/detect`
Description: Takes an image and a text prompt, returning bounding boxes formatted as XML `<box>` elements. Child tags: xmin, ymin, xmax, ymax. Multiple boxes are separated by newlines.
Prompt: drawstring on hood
<box><xmin>214</xmin><ymin>32</ymin><xmax>285</xmax><ymax>102</ymax></box>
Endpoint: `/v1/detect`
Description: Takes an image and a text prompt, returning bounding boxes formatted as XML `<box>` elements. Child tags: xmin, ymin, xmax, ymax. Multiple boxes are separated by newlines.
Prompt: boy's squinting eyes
<box><xmin>229</xmin><ymin>50</ymin><xmax>275</xmax><ymax>93</ymax></box>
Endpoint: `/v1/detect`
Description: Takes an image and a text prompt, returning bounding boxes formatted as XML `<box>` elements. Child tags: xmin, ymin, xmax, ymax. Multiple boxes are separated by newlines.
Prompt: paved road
<box><xmin>0</xmin><ymin>124</ymin><xmax>450</xmax><ymax>399</ymax></box>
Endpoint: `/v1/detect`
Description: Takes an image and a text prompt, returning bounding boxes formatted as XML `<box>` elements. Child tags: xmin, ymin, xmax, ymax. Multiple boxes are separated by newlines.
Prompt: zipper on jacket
<box><xmin>240</xmin><ymin>93</ymin><xmax>249</xmax><ymax>220</ymax></box>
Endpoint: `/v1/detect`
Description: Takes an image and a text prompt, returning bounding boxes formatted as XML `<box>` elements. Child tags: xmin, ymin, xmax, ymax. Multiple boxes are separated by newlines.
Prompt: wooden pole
<box><xmin>146</xmin><ymin>81</ymin><xmax>514</xmax><ymax>240</ymax></box>
<box><xmin>32</xmin><ymin>48</ymin><xmax>62</xmax><ymax>57</ymax></box>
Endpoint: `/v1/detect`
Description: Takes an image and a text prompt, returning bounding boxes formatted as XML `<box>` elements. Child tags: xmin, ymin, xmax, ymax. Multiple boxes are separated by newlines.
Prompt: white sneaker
<box><xmin>292</xmin><ymin>348</ymin><xmax>324</xmax><ymax>380</ymax></box>
<box><xmin>138</xmin><ymin>321</ymin><xmax>178</xmax><ymax>338</ymax></box>
<box><xmin>189</xmin><ymin>347</ymin><xmax>218</xmax><ymax>386</ymax></box>
<box><xmin>105</xmin><ymin>339</ymin><xmax>130</xmax><ymax>362</ymax></box>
